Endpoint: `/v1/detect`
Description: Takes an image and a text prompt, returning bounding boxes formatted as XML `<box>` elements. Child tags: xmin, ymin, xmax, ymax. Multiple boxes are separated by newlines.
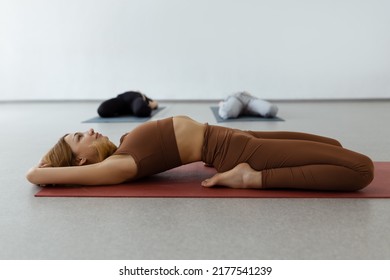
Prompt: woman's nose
<box><xmin>88</xmin><ymin>128</ymin><xmax>95</xmax><ymax>135</ymax></box>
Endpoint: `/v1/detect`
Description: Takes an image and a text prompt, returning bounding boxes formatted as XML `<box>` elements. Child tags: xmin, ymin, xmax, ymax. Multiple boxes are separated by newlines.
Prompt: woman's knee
<box><xmin>97</xmin><ymin>98</ymin><xmax>121</xmax><ymax>117</ymax></box>
<box><xmin>218</xmin><ymin>96</ymin><xmax>244</xmax><ymax>119</ymax></box>
<box><xmin>353</xmin><ymin>156</ymin><xmax>375</xmax><ymax>190</ymax></box>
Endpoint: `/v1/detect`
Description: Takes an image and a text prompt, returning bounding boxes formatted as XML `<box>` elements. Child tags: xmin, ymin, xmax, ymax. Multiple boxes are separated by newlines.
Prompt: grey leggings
<box><xmin>218</xmin><ymin>92</ymin><xmax>278</xmax><ymax>119</ymax></box>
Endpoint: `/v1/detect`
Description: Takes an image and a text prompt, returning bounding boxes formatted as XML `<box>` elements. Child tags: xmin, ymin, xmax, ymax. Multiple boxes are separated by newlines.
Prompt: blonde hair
<box><xmin>41</xmin><ymin>135</ymin><xmax>117</xmax><ymax>167</ymax></box>
<box><xmin>41</xmin><ymin>135</ymin><xmax>75</xmax><ymax>167</ymax></box>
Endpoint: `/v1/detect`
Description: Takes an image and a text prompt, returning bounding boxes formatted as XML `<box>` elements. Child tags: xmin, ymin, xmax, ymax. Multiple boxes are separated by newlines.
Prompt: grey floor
<box><xmin>0</xmin><ymin>100</ymin><xmax>389</xmax><ymax>260</ymax></box>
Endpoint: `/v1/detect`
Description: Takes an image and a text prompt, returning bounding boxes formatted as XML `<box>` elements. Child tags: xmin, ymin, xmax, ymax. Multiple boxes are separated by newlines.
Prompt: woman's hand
<box><xmin>148</xmin><ymin>100</ymin><xmax>158</xmax><ymax>110</ymax></box>
<box><xmin>38</xmin><ymin>159</ymin><xmax>53</xmax><ymax>168</ymax></box>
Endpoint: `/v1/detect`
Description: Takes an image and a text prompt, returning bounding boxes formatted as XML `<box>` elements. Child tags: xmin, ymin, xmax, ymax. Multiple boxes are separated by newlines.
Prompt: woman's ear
<box><xmin>75</xmin><ymin>157</ymin><xmax>87</xmax><ymax>166</ymax></box>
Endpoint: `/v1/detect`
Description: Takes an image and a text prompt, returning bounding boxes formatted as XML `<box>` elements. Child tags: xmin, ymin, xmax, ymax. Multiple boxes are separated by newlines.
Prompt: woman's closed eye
<box><xmin>74</xmin><ymin>133</ymin><xmax>82</xmax><ymax>142</ymax></box>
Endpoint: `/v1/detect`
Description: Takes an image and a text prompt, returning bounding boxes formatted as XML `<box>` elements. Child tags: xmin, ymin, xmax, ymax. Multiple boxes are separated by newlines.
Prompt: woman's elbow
<box><xmin>26</xmin><ymin>167</ymin><xmax>39</xmax><ymax>185</ymax></box>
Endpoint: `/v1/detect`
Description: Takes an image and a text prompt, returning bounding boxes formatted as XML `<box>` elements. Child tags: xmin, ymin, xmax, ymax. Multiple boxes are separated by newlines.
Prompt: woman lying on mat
<box><xmin>26</xmin><ymin>116</ymin><xmax>374</xmax><ymax>191</ymax></box>
<box><xmin>97</xmin><ymin>91</ymin><xmax>158</xmax><ymax>118</ymax></box>
<box><xmin>218</xmin><ymin>91</ymin><xmax>279</xmax><ymax>119</ymax></box>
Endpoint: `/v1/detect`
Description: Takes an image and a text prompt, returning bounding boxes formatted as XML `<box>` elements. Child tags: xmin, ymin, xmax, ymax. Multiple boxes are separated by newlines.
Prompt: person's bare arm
<box><xmin>26</xmin><ymin>155</ymin><xmax>137</xmax><ymax>186</ymax></box>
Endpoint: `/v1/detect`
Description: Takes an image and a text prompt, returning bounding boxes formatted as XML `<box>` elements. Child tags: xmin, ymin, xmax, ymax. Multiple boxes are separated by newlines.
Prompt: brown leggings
<box><xmin>201</xmin><ymin>125</ymin><xmax>374</xmax><ymax>191</ymax></box>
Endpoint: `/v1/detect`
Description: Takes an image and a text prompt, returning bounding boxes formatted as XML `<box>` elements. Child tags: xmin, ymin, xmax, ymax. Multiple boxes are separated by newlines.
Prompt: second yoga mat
<box><xmin>82</xmin><ymin>107</ymin><xmax>165</xmax><ymax>123</ymax></box>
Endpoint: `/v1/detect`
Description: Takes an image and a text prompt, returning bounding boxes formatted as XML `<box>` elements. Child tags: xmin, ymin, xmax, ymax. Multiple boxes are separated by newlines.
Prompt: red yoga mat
<box><xmin>35</xmin><ymin>162</ymin><xmax>390</xmax><ymax>198</ymax></box>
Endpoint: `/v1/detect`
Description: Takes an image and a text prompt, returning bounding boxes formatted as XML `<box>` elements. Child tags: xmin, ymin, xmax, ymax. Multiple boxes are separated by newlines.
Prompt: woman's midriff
<box><xmin>172</xmin><ymin>116</ymin><xmax>206</xmax><ymax>164</ymax></box>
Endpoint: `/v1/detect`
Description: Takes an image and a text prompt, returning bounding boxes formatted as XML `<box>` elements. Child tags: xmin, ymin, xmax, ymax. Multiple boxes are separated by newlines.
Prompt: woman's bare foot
<box><xmin>201</xmin><ymin>163</ymin><xmax>262</xmax><ymax>189</ymax></box>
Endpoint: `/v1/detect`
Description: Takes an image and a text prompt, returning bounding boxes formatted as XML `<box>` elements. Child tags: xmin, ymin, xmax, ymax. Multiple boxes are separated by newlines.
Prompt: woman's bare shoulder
<box><xmin>102</xmin><ymin>155</ymin><xmax>138</xmax><ymax>181</ymax></box>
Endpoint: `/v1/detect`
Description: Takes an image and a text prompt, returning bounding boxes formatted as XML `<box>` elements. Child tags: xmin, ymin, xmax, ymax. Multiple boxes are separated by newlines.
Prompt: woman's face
<box><xmin>64</xmin><ymin>128</ymin><xmax>108</xmax><ymax>165</ymax></box>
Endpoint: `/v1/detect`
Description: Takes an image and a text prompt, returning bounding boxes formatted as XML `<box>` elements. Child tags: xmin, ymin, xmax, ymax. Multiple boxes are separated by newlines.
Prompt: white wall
<box><xmin>1</xmin><ymin>0</ymin><xmax>390</xmax><ymax>100</ymax></box>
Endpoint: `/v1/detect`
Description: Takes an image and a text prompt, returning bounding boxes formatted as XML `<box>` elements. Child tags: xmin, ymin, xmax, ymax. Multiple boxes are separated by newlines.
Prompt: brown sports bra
<box><xmin>113</xmin><ymin>117</ymin><xmax>182</xmax><ymax>179</ymax></box>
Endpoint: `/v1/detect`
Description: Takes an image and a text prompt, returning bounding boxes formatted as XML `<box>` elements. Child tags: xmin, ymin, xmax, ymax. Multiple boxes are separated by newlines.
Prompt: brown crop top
<box><xmin>113</xmin><ymin>117</ymin><xmax>182</xmax><ymax>179</ymax></box>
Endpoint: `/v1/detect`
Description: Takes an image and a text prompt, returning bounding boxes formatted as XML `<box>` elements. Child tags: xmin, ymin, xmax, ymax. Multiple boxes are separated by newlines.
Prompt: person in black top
<box><xmin>97</xmin><ymin>91</ymin><xmax>158</xmax><ymax>118</ymax></box>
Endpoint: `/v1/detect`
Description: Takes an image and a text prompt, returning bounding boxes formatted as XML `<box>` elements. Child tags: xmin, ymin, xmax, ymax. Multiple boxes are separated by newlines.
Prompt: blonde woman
<box><xmin>27</xmin><ymin>116</ymin><xmax>374</xmax><ymax>191</ymax></box>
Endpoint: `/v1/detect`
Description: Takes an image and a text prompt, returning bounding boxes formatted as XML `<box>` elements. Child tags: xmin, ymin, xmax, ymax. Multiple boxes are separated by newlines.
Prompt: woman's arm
<box><xmin>26</xmin><ymin>155</ymin><xmax>137</xmax><ymax>186</ymax></box>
